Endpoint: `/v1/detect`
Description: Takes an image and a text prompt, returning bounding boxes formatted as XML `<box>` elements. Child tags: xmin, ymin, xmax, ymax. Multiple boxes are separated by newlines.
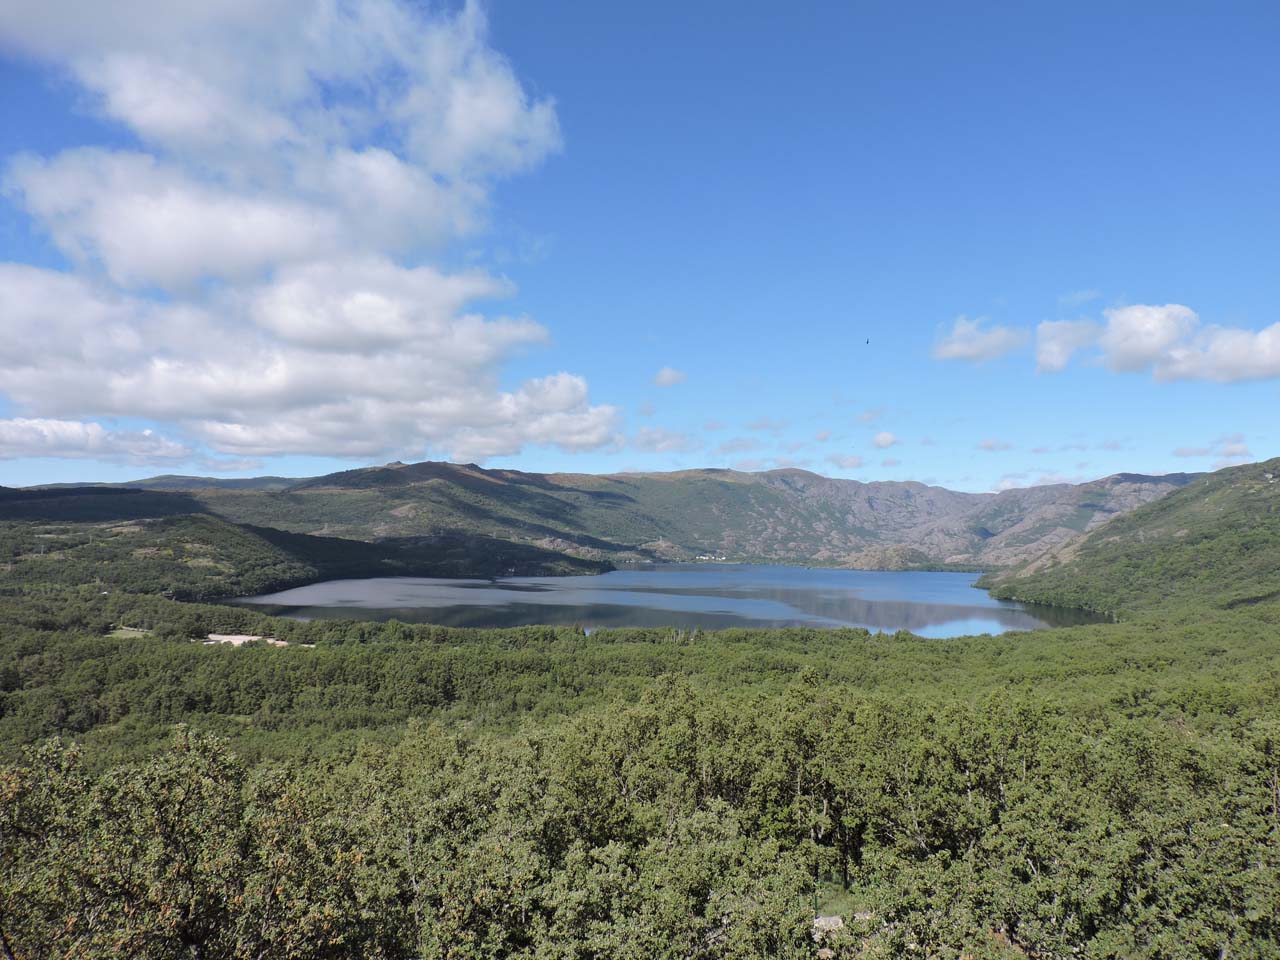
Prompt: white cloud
<box><xmin>857</xmin><ymin>407</ymin><xmax>883</xmax><ymax>423</ymax></box>
<box><xmin>0</xmin><ymin>1</ymin><xmax>616</xmax><ymax>466</ymax></box>
<box><xmin>0</xmin><ymin>418</ymin><xmax>192</xmax><ymax>463</ymax></box>
<box><xmin>1157</xmin><ymin>322</ymin><xmax>1280</xmax><ymax>383</ymax></box>
<box><xmin>1028</xmin><ymin>303</ymin><xmax>1280</xmax><ymax>383</ymax></box>
<box><xmin>1036</xmin><ymin>319</ymin><xmax>1101</xmax><ymax>373</ymax></box>
<box><xmin>978</xmin><ymin>438</ymin><xmax>1012</xmax><ymax>451</ymax></box>
<box><xmin>932</xmin><ymin>316</ymin><xmax>1028</xmax><ymax>362</ymax></box>
<box><xmin>653</xmin><ymin>366</ymin><xmax>686</xmax><ymax>387</ymax></box>
<box><xmin>632</xmin><ymin>427</ymin><xmax>700</xmax><ymax>454</ymax></box>
<box><xmin>814</xmin><ymin>430</ymin><xmax>831</xmax><ymax>442</ymax></box>
<box><xmin>881</xmin><ymin>457</ymin><xmax>901</xmax><ymax>468</ymax></box>
<box><xmin>1171</xmin><ymin>433</ymin><xmax>1252</xmax><ymax>468</ymax></box>
<box><xmin>0</xmin><ymin>260</ymin><xmax>617</xmax><ymax>461</ymax></box>
<box><xmin>1099</xmin><ymin>304</ymin><xmax>1198</xmax><ymax>372</ymax></box>
<box><xmin>2</xmin><ymin>1</ymin><xmax>554</xmax><ymax>289</ymax></box>
<box><xmin>826</xmin><ymin>453</ymin><xmax>864</xmax><ymax>470</ymax></box>
<box><xmin>872</xmin><ymin>432</ymin><xmax>898</xmax><ymax>449</ymax></box>
<box><xmin>6</xmin><ymin>149</ymin><xmax>345</xmax><ymax>288</ymax></box>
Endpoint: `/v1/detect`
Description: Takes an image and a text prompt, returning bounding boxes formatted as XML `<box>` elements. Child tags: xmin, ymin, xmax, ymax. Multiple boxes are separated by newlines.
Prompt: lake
<box><xmin>234</xmin><ymin>564</ymin><xmax>1102</xmax><ymax>637</ymax></box>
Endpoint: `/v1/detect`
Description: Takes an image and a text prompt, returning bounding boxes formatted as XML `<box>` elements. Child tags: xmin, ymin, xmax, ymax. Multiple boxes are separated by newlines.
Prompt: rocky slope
<box><xmin>983</xmin><ymin>457</ymin><xmax>1280</xmax><ymax>614</ymax></box>
<box><xmin>83</xmin><ymin>461</ymin><xmax>1199</xmax><ymax>570</ymax></box>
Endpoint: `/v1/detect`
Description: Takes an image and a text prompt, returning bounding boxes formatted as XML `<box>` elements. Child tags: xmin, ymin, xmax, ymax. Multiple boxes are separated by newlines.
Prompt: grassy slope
<box><xmin>983</xmin><ymin>457</ymin><xmax>1280</xmax><ymax>616</ymax></box>
<box><xmin>193</xmin><ymin>466</ymin><xmax>796</xmax><ymax>559</ymax></box>
<box><xmin>0</xmin><ymin>489</ymin><xmax>608</xmax><ymax>601</ymax></box>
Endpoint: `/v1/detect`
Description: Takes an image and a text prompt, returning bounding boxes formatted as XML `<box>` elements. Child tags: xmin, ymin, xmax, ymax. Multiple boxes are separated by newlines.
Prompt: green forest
<box><xmin>3</xmin><ymin>463</ymin><xmax>1280</xmax><ymax>958</ymax></box>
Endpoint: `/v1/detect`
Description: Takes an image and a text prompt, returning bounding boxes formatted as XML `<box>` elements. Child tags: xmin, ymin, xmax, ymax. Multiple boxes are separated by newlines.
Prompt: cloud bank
<box><xmin>0</xmin><ymin>0</ymin><xmax>617</xmax><ymax>466</ymax></box>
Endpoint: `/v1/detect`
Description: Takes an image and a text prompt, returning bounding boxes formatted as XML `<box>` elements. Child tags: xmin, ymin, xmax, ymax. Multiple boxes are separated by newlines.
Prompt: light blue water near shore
<box><xmin>235</xmin><ymin>564</ymin><xmax>1102</xmax><ymax>637</ymax></box>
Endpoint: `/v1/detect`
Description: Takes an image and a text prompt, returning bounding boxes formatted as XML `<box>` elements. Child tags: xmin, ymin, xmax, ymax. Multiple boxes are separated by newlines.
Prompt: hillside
<box><xmin>5</xmin><ymin>465</ymin><xmax>1279</xmax><ymax>958</ymax></box>
<box><xmin>0</xmin><ymin>487</ymin><xmax>608</xmax><ymax>600</ymax></box>
<box><xmin>93</xmin><ymin>461</ymin><xmax>1195</xmax><ymax>570</ymax></box>
<box><xmin>983</xmin><ymin>457</ymin><xmax>1280</xmax><ymax>616</ymax></box>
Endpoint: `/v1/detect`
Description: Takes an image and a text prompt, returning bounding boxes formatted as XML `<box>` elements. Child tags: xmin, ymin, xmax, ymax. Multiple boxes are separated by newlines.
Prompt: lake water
<box><xmin>234</xmin><ymin>564</ymin><xmax>1102</xmax><ymax>637</ymax></box>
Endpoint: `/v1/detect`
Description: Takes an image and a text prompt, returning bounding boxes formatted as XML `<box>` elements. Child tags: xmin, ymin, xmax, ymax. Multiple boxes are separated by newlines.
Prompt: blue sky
<box><xmin>0</xmin><ymin>1</ymin><xmax>1276</xmax><ymax>490</ymax></box>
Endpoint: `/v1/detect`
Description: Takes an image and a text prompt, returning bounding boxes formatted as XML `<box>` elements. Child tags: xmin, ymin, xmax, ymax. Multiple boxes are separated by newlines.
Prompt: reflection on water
<box><xmin>234</xmin><ymin>563</ymin><xmax>1104</xmax><ymax>637</ymax></box>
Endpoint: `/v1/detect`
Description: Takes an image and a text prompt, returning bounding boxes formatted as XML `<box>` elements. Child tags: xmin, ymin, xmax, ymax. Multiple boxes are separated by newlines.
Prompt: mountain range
<box><xmin>17</xmin><ymin>460</ymin><xmax>1200</xmax><ymax>571</ymax></box>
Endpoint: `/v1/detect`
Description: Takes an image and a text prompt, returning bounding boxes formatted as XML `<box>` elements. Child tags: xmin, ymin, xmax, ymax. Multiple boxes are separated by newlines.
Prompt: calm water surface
<box><xmin>235</xmin><ymin>564</ymin><xmax>1102</xmax><ymax>637</ymax></box>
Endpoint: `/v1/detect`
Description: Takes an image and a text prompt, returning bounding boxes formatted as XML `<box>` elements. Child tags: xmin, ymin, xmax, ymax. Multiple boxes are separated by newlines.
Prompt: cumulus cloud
<box><xmin>6</xmin><ymin>149</ymin><xmax>348</xmax><ymax>288</ymax></box>
<box><xmin>1095</xmin><ymin>302</ymin><xmax>1280</xmax><ymax>382</ymax></box>
<box><xmin>872</xmin><ymin>432</ymin><xmax>898</xmax><ymax>449</ymax></box>
<box><xmin>1036</xmin><ymin>319</ymin><xmax>1101</xmax><ymax>373</ymax></box>
<box><xmin>653</xmin><ymin>366</ymin><xmax>686</xmax><ymax>387</ymax></box>
<box><xmin>1157</xmin><ymin>322</ymin><xmax>1280</xmax><ymax>382</ymax></box>
<box><xmin>857</xmin><ymin>408</ymin><xmax>883</xmax><ymax>423</ymax></box>
<box><xmin>0</xmin><ymin>1</ymin><xmax>619</xmax><ymax>466</ymax></box>
<box><xmin>826</xmin><ymin>454</ymin><xmax>864</xmax><ymax>470</ymax></box>
<box><xmin>0</xmin><ymin>261</ymin><xmax>616</xmax><ymax>461</ymax></box>
<box><xmin>1024</xmin><ymin>302</ymin><xmax>1280</xmax><ymax>382</ymax></box>
<box><xmin>0</xmin><ymin>418</ymin><xmax>193</xmax><ymax>463</ymax></box>
<box><xmin>978</xmin><ymin>438</ymin><xmax>1012</xmax><ymax>452</ymax></box>
<box><xmin>1099</xmin><ymin>304</ymin><xmax>1198</xmax><ymax>372</ymax></box>
<box><xmin>932</xmin><ymin>316</ymin><xmax>1028</xmax><ymax>362</ymax></box>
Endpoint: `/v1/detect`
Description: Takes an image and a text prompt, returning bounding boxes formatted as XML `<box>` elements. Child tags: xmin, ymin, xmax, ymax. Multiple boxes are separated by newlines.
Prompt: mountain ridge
<box><xmin>983</xmin><ymin>457</ymin><xmax>1280</xmax><ymax>615</ymax></box>
<box><xmin>19</xmin><ymin>460</ymin><xmax>1201</xmax><ymax>570</ymax></box>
